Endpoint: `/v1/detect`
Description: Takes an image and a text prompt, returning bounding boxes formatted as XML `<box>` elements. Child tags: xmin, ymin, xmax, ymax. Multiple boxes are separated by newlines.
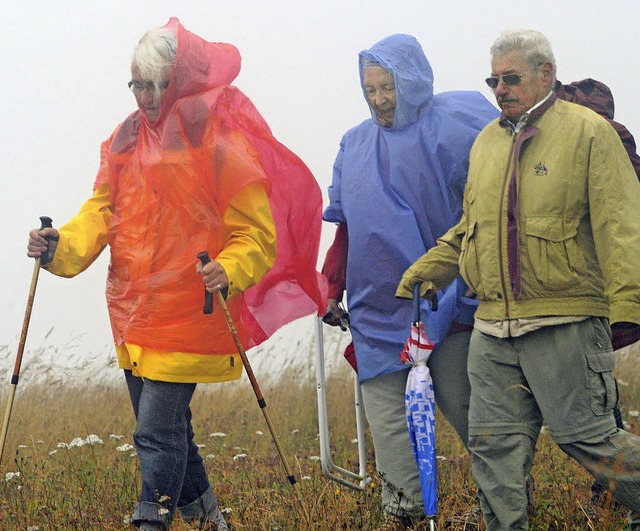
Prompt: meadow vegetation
<box><xmin>0</xmin><ymin>342</ymin><xmax>639</xmax><ymax>530</ymax></box>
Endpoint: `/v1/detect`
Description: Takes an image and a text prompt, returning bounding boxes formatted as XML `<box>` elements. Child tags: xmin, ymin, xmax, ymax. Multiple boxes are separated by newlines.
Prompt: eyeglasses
<box><xmin>485</xmin><ymin>62</ymin><xmax>544</xmax><ymax>89</ymax></box>
<box><xmin>485</xmin><ymin>72</ymin><xmax>527</xmax><ymax>89</ymax></box>
<box><xmin>127</xmin><ymin>80</ymin><xmax>170</xmax><ymax>95</ymax></box>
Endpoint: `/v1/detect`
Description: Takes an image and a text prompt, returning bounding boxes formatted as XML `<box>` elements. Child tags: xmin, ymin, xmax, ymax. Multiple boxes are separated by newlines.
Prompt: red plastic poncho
<box><xmin>94</xmin><ymin>17</ymin><xmax>326</xmax><ymax>354</ymax></box>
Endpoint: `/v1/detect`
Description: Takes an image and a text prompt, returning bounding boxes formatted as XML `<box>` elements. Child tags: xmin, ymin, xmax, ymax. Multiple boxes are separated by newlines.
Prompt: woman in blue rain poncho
<box><xmin>321</xmin><ymin>34</ymin><xmax>498</xmax><ymax>527</ymax></box>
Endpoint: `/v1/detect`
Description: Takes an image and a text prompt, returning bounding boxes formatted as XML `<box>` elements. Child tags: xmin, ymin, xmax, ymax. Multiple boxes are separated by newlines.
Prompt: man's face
<box><xmin>363</xmin><ymin>66</ymin><xmax>396</xmax><ymax>128</ymax></box>
<box><xmin>490</xmin><ymin>51</ymin><xmax>552</xmax><ymax>121</ymax></box>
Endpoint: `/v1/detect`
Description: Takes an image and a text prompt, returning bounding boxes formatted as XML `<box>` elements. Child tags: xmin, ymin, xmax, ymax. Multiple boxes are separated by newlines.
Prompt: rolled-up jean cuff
<box><xmin>132</xmin><ymin>501</ymin><xmax>171</xmax><ymax>526</ymax></box>
<box><xmin>178</xmin><ymin>486</ymin><xmax>216</xmax><ymax>522</ymax></box>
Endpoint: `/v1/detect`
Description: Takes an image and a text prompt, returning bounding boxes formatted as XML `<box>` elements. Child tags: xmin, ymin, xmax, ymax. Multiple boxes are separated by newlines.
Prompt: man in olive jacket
<box><xmin>397</xmin><ymin>29</ymin><xmax>640</xmax><ymax>530</ymax></box>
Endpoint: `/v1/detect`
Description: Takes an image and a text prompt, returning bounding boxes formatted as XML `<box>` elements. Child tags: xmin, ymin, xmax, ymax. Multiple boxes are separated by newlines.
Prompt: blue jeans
<box><xmin>125</xmin><ymin>370</ymin><xmax>218</xmax><ymax>527</ymax></box>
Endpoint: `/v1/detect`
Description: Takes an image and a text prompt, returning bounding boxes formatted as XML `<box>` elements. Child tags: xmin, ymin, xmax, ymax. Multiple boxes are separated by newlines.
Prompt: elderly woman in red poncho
<box><xmin>27</xmin><ymin>18</ymin><xmax>325</xmax><ymax>531</ymax></box>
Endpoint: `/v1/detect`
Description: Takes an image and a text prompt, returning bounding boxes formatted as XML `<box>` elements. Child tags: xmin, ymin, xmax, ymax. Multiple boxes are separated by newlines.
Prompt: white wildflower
<box><xmin>48</xmin><ymin>450</ymin><xmax>58</xmax><ymax>456</ymax></box>
<box><xmin>68</xmin><ymin>437</ymin><xmax>85</xmax><ymax>448</ymax></box>
<box><xmin>18</xmin><ymin>445</ymin><xmax>27</xmax><ymax>449</ymax></box>
<box><xmin>27</xmin><ymin>526</ymin><xmax>40</xmax><ymax>531</ymax></box>
<box><xmin>221</xmin><ymin>508</ymin><xmax>233</xmax><ymax>515</ymax></box>
<box><xmin>255</xmin><ymin>431</ymin><xmax>264</xmax><ymax>436</ymax></box>
<box><xmin>57</xmin><ymin>442</ymin><xmax>69</xmax><ymax>449</ymax></box>
<box><xmin>209</xmin><ymin>432</ymin><xmax>227</xmax><ymax>438</ymax></box>
<box><xmin>301</xmin><ymin>475</ymin><xmax>312</xmax><ymax>481</ymax></box>
<box><xmin>309</xmin><ymin>456</ymin><xmax>321</xmax><ymax>461</ymax></box>
<box><xmin>197</xmin><ymin>444</ymin><xmax>206</xmax><ymax>449</ymax></box>
<box><xmin>5</xmin><ymin>472</ymin><xmax>20</xmax><ymax>482</ymax></box>
<box><xmin>629</xmin><ymin>410</ymin><xmax>640</xmax><ymax>418</ymax></box>
<box><xmin>109</xmin><ymin>434</ymin><xmax>124</xmax><ymax>441</ymax></box>
<box><xmin>291</xmin><ymin>429</ymin><xmax>300</xmax><ymax>435</ymax></box>
<box><xmin>85</xmin><ymin>434</ymin><xmax>103</xmax><ymax>445</ymax></box>
<box><xmin>205</xmin><ymin>454</ymin><xmax>215</xmax><ymax>460</ymax></box>
<box><xmin>232</xmin><ymin>453</ymin><xmax>248</xmax><ymax>461</ymax></box>
<box><xmin>116</xmin><ymin>443</ymin><xmax>134</xmax><ymax>452</ymax></box>
<box><xmin>436</xmin><ymin>455</ymin><xmax>446</xmax><ymax>461</ymax></box>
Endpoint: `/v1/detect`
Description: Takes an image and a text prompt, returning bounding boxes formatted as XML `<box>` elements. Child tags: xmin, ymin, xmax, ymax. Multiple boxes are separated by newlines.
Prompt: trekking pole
<box><xmin>0</xmin><ymin>216</ymin><xmax>53</xmax><ymax>463</ymax></box>
<box><xmin>196</xmin><ymin>252</ymin><xmax>297</xmax><ymax>486</ymax></box>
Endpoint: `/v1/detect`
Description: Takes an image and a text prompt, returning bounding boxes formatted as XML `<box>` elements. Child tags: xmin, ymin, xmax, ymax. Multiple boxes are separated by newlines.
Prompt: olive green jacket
<box><xmin>398</xmin><ymin>98</ymin><xmax>640</xmax><ymax>325</ymax></box>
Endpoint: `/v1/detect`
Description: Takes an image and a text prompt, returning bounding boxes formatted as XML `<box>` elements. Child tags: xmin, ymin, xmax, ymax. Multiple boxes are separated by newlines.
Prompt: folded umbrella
<box><xmin>400</xmin><ymin>283</ymin><xmax>438</xmax><ymax>519</ymax></box>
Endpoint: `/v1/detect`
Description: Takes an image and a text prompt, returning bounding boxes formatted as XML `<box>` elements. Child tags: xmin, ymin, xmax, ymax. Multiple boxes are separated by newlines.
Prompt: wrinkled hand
<box><xmin>196</xmin><ymin>259</ymin><xmax>229</xmax><ymax>293</ymax></box>
<box><xmin>27</xmin><ymin>227</ymin><xmax>59</xmax><ymax>265</ymax></box>
<box><xmin>611</xmin><ymin>322</ymin><xmax>640</xmax><ymax>351</ymax></box>
<box><xmin>323</xmin><ymin>298</ymin><xmax>350</xmax><ymax>331</ymax></box>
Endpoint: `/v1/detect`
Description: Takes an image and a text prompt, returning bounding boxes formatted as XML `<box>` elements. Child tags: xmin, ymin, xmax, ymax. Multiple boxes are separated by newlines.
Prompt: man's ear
<box><xmin>540</xmin><ymin>61</ymin><xmax>555</xmax><ymax>88</ymax></box>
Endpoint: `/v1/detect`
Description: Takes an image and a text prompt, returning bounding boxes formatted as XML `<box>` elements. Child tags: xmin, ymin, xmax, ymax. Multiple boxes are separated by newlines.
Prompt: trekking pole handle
<box><xmin>196</xmin><ymin>251</ymin><xmax>214</xmax><ymax>314</ymax></box>
<box><xmin>39</xmin><ymin>216</ymin><xmax>53</xmax><ymax>231</ymax></box>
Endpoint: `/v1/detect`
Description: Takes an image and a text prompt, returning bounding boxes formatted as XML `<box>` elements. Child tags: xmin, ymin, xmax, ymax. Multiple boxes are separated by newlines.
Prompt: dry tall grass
<box><xmin>0</xmin><ymin>342</ymin><xmax>638</xmax><ymax>530</ymax></box>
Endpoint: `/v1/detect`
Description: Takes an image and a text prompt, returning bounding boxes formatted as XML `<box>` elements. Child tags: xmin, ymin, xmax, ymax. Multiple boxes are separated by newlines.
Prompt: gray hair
<box><xmin>491</xmin><ymin>29</ymin><xmax>557</xmax><ymax>81</ymax></box>
<box><xmin>132</xmin><ymin>27</ymin><xmax>177</xmax><ymax>103</ymax></box>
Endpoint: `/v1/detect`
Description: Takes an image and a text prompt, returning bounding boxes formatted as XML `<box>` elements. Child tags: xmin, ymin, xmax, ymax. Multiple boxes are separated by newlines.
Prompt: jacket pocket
<box><xmin>459</xmin><ymin>219</ymin><xmax>482</xmax><ymax>298</ymax></box>
<box><xmin>524</xmin><ymin>216</ymin><xmax>586</xmax><ymax>290</ymax></box>
<box><xmin>585</xmin><ymin>349</ymin><xmax>617</xmax><ymax>416</ymax></box>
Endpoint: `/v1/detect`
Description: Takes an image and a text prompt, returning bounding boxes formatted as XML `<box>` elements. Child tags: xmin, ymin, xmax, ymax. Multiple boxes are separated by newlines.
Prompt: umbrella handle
<box><xmin>413</xmin><ymin>283</ymin><xmax>421</xmax><ymax>323</ymax></box>
<box><xmin>412</xmin><ymin>282</ymin><xmax>438</xmax><ymax>324</ymax></box>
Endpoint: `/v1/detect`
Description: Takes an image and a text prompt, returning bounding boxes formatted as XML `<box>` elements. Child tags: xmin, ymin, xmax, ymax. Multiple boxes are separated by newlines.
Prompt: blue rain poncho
<box><xmin>323</xmin><ymin>34</ymin><xmax>498</xmax><ymax>382</ymax></box>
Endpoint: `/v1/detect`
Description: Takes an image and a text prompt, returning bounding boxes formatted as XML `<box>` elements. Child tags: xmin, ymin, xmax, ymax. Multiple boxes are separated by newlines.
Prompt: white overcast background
<box><xmin>1</xmin><ymin>0</ymin><xmax>638</xmax><ymax>380</ymax></box>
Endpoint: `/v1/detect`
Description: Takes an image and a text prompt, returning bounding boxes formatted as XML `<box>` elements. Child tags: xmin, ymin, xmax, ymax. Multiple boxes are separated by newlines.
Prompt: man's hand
<box><xmin>323</xmin><ymin>298</ymin><xmax>350</xmax><ymax>331</ymax></box>
<box><xmin>395</xmin><ymin>253</ymin><xmax>440</xmax><ymax>299</ymax></box>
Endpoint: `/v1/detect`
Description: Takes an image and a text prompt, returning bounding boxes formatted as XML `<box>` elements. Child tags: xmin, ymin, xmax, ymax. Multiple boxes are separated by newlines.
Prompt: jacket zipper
<box><xmin>497</xmin><ymin>133</ymin><xmax>517</xmax><ymax>320</ymax></box>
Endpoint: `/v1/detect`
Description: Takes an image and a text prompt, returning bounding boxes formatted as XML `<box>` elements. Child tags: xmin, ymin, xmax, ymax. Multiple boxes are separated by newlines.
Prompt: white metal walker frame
<box><xmin>315</xmin><ymin>317</ymin><xmax>371</xmax><ymax>491</ymax></box>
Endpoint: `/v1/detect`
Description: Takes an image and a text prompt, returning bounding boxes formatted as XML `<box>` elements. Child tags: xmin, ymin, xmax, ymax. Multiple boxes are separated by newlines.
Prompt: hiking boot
<box><xmin>443</xmin><ymin>506</ymin><xmax>481</xmax><ymax>529</ymax></box>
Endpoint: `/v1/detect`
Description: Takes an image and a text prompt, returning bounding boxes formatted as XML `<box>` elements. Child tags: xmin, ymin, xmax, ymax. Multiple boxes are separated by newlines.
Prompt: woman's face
<box><xmin>363</xmin><ymin>66</ymin><xmax>396</xmax><ymax>128</ymax></box>
<box><xmin>129</xmin><ymin>62</ymin><xmax>171</xmax><ymax>123</ymax></box>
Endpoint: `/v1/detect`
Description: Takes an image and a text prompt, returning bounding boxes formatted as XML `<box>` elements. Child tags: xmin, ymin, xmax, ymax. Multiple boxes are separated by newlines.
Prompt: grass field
<box><xmin>0</xmin><ymin>341</ymin><xmax>638</xmax><ymax>530</ymax></box>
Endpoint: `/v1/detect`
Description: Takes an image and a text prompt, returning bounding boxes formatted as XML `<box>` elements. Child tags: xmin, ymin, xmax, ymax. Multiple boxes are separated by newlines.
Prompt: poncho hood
<box><xmin>359</xmin><ymin>34</ymin><xmax>434</xmax><ymax>130</ymax></box>
<box><xmin>149</xmin><ymin>17</ymin><xmax>241</xmax><ymax>126</ymax></box>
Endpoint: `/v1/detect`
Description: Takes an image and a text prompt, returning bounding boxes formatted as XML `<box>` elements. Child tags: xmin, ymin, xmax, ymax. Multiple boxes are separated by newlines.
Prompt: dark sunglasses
<box><xmin>485</xmin><ymin>72</ymin><xmax>525</xmax><ymax>89</ymax></box>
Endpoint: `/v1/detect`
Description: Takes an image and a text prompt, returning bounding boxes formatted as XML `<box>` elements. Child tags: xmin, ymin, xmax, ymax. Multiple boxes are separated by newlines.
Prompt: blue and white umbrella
<box><xmin>400</xmin><ymin>284</ymin><xmax>438</xmax><ymax>519</ymax></box>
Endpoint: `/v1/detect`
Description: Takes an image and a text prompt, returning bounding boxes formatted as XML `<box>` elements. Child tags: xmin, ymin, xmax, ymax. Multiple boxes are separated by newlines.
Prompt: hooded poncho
<box><xmin>51</xmin><ymin>18</ymin><xmax>326</xmax><ymax>371</ymax></box>
<box><xmin>323</xmin><ymin>34</ymin><xmax>498</xmax><ymax>382</ymax></box>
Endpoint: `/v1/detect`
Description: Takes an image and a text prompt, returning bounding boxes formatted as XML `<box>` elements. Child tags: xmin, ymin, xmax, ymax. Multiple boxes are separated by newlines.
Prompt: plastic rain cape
<box><xmin>94</xmin><ymin>17</ymin><xmax>326</xmax><ymax>354</ymax></box>
<box><xmin>323</xmin><ymin>34</ymin><xmax>499</xmax><ymax>381</ymax></box>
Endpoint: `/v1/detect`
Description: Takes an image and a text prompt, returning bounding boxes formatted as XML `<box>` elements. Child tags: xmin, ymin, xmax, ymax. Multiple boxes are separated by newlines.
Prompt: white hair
<box><xmin>491</xmin><ymin>29</ymin><xmax>557</xmax><ymax>81</ymax></box>
<box><xmin>132</xmin><ymin>27</ymin><xmax>177</xmax><ymax>104</ymax></box>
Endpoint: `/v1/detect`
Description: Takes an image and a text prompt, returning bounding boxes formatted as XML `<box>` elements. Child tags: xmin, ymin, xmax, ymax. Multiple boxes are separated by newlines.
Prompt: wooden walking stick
<box><xmin>197</xmin><ymin>251</ymin><xmax>313</xmax><ymax>528</ymax></box>
<box><xmin>0</xmin><ymin>216</ymin><xmax>54</xmax><ymax>463</ymax></box>
<box><xmin>196</xmin><ymin>252</ymin><xmax>298</xmax><ymax>486</ymax></box>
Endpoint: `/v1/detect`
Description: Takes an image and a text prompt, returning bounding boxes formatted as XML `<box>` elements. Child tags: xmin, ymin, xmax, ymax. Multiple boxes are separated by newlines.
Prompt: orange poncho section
<box><xmin>94</xmin><ymin>17</ymin><xmax>326</xmax><ymax>354</ymax></box>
